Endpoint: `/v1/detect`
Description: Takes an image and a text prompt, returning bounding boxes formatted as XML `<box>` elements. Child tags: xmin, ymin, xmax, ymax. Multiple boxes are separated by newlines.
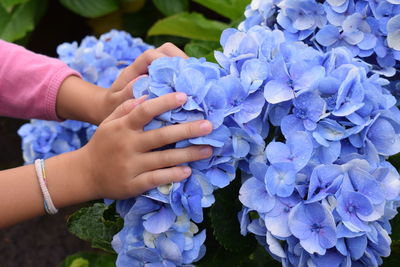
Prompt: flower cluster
<box><xmin>17</xmin><ymin>5</ymin><xmax>400</xmax><ymax>267</ymax></box>
<box><xmin>111</xmin><ymin>55</ymin><xmax>268</xmax><ymax>265</ymax></box>
<box><xmin>57</xmin><ymin>29</ymin><xmax>153</xmax><ymax>87</ymax></box>
<box><xmin>111</xmin><ymin>196</ymin><xmax>206</xmax><ymax>266</ymax></box>
<box><xmin>18</xmin><ymin>119</ymin><xmax>92</xmax><ymax>164</ymax></box>
<box><xmin>239</xmin><ymin>0</ymin><xmax>400</xmax><ymax>70</ymax></box>
<box><xmin>19</xmin><ymin>30</ymin><xmax>152</xmax><ymax>164</ymax></box>
<box><xmin>113</xmin><ymin>22</ymin><xmax>400</xmax><ymax>265</ymax></box>
<box><xmin>227</xmin><ymin>16</ymin><xmax>400</xmax><ymax>267</ymax></box>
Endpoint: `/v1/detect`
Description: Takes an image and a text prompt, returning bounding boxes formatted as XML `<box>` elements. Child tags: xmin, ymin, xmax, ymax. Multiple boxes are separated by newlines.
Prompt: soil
<box><xmin>0</xmin><ymin>205</ymin><xmax>93</xmax><ymax>267</ymax></box>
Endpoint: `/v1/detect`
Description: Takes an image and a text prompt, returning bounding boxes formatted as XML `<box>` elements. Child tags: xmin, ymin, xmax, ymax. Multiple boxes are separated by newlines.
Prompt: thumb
<box><xmin>114</xmin><ymin>74</ymin><xmax>148</xmax><ymax>106</ymax></box>
<box><xmin>101</xmin><ymin>95</ymin><xmax>147</xmax><ymax>125</ymax></box>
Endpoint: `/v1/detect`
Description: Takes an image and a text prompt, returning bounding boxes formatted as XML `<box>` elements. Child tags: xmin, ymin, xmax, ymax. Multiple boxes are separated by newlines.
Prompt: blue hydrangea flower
<box><xmin>234</xmin><ymin>3</ymin><xmax>400</xmax><ymax>264</ymax></box>
<box><xmin>18</xmin><ymin>120</ymin><xmax>87</xmax><ymax>164</ymax></box>
<box><xmin>18</xmin><ymin>6</ymin><xmax>400</xmax><ymax>266</ymax></box>
<box><xmin>58</xmin><ymin>30</ymin><xmax>153</xmax><ymax>87</ymax></box>
<box><xmin>289</xmin><ymin>202</ymin><xmax>336</xmax><ymax>255</ymax></box>
<box><xmin>241</xmin><ymin>0</ymin><xmax>400</xmax><ymax>69</ymax></box>
<box><xmin>387</xmin><ymin>14</ymin><xmax>400</xmax><ymax>50</ymax></box>
<box><xmin>276</xmin><ymin>0</ymin><xmax>326</xmax><ymax>41</ymax></box>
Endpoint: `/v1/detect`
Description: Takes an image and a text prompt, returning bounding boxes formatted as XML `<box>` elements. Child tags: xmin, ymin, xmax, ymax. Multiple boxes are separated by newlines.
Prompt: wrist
<box><xmin>44</xmin><ymin>148</ymin><xmax>99</xmax><ymax>208</ymax></box>
<box><xmin>56</xmin><ymin>76</ymin><xmax>108</xmax><ymax>125</ymax></box>
<box><xmin>73</xmin><ymin>146</ymin><xmax>101</xmax><ymax>200</ymax></box>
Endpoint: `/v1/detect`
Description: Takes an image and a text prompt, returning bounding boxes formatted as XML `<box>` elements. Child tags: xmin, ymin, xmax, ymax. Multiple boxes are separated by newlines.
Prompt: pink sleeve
<box><xmin>0</xmin><ymin>39</ymin><xmax>81</xmax><ymax>121</ymax></box>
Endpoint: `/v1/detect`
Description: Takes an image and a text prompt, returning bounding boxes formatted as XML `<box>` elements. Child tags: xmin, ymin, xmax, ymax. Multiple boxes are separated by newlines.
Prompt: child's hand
<box><xmin>56</xmin><ymin>43</ymin><xmax>188</xmax><ymax>125</ymax></box>
<box><xmin>96</xmin><ymin>43</ymin><xmax>188</xmax><ymax>124</ymax></box>
<box><xmin>78</xmin><ymin>92</ymin><xmax>213</xmax><ymax>200</ymax></box>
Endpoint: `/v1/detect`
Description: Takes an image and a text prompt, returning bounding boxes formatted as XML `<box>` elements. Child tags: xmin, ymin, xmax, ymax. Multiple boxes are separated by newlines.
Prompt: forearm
<box><xmin>56</xmin><ymin>76</ymin><xmax>109</xmax><ymax>125</ymax></box>
<box><xmin>0</xmin><ymin>149</ymin><xmax>96</xmax><ymax>228</ymax></box>
<box><xmin>0</xmin><ymin>40</ymin><xmax>81</xmax><ymax>121</ymax></box>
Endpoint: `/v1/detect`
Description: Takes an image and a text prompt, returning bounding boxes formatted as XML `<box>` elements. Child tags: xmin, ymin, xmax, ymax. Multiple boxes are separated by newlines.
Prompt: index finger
<box><xmin>111</xmin><ymin>49</ymin><xmax>167</xmax><ymax>91</ymax></box>
<box><xmin>123</xmin><ymin>92</ymin><xmax>187</xmax><ymax>129</ymax></box>
<box><xmin>158</xmin><ymin>42</ymin><xmax>189</xmax><ymax>59</ymax></box>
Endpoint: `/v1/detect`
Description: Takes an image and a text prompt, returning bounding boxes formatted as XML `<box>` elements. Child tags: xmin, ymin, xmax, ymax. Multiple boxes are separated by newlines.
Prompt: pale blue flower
<box><xmin>239</xmin><ymin>177</ymin><xmax>276</xmax><ymax>213</ymax></box>
<box><xmin>289</xmin><ymin>202</ymin><xmax>336</xmax><ymax>255</ymax></box>
<box><xmin>264</xmin><ymin>57</ymin><xmax>325</xmax><ymax>104</ymax></box>
<box><xmin>387</xmin><ymin>14</ymin><xmax>400</xmax><ymax>50</ymax></box>
<box><xmin>306</xmin><ymin>164</ymin><xmax>344</xmax><ymax>203</ymax></box>
<box><xmin>265</xmin><ymin>162</ymin><xmax>297</xmax><ymax>197</ymax></box>
<box><xmin>266</xmin><ymin>131</ymin><xmax>313</xmax><ymax>171</ymax></box>
<box><xmin>264</xmin><ymin>194</ymin><xmax>301</xmax><ymax>237</ymax></box>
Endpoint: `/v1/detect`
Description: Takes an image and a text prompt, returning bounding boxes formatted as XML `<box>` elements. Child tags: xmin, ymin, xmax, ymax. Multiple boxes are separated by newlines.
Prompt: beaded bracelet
<box><xmin>34</xmin><ymin>159</ymin><xmax>58</xmax><ymax>215</ymax></box>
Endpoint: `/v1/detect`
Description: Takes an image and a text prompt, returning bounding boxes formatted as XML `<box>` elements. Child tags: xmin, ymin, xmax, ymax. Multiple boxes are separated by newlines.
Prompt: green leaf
<box><xmin>152</xmin><ymin>0</ymin><xmax>188</xmax><ymax>16</ymax></box>
<box><xmin>59</xmin><ymin>0</ymin><xmax>119</xmax><ymax>18</ymax></box>
<box><xmin>192</xmin><ymin>0</ymin><xmax>251</xmax><ymax>20</ymax></box>
<box><xmin>147</xmin><ymin>35</ymin><xmax>189</xmax><ymax>48</ymax></box>
<box><xmin>383</xmin><ymin>240</ymin><xmax>400</xmax><ymax>266</ymax></box>
<box><xmin>184</xmin><ymin>40</ymin><xmax>219</xmax><ymax>57</ymax></box>
<box><xmin>389</xmin><ymin>153</ymin><xmax>400</xmax><ymax>171</ymax></box>
<box><xmin>390</xmin><ymin>212</ymin><xmax>400</xmax><ymax>241</ymax></box>
<box><xmin>0</xmin><ymin>0</ymin><xmax>29</xmax><ymax>11</ymax></box>
<box><xmin>240</xmin><ymin>245</ymin><xmax>282</xmax><ymax>267</ymax></box>
<box><xmin>59</xmin><ymin>251</ymin><xmax>116</xmax><ymax>267</ymax></box>
<box><xmin>0</xmin><ymin>0</ymin><xmax>46</xmax><ymax>42</ymax></box>
<box><xmin>123</xmin><ymin>0</ymin><xmax>161</xmax><ymax>37</ymax></box>
<box><xmin>148</xmin><ymin>12</ymin><xmax>228</xmax><ymax>42</ymax></box>
<box><xmin>197</xmin><ymin>246</ymin><xmax>252</xmax><ymax>267</ymax></box>
<box><xmin>67</xmin><ymin>203</ymin><xmax>123</xmax><ymax>254</ymax></box>
<box><xmin>184</xmin><ymin>40</ymin><xmax>220</xmax><ymax>62</ymax></box>
<box><xmin>211</xmin><ymin>173</ymin><xmax>257</xmax><ymax>252</ymax></box>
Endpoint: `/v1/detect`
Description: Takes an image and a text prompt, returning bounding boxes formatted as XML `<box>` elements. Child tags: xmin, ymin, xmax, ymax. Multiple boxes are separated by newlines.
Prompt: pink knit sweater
<box><xmin>0</xmin><ymin>40</ymin><xmax>80</xmax><ymax>121</ymax></box>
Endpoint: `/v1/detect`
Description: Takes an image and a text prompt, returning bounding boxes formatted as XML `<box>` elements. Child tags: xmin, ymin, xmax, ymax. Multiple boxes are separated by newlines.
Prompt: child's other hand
<box><xmin>95</xmin><ymin>43</ymin><xmax>188</xmax><ymax>124</ymax></box>
<box><xmin>78</xmin><ymin>92</ymin><xmax>213</xmax><ymax>200</ymax></box>
<box><xmin>57</xmin><ymin>43</ymin><xmax>187</xmax><ymax>125</ymax></box>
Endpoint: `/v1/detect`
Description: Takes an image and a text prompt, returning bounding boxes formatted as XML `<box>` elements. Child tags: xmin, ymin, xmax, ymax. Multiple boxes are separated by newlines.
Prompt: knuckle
<box><xmin>137</xmin><ymin>102</ymin><xmax>153</xmax><ymax>118</ymax></box>
<box><xmin>147</xmin><ymin>172</ymin><xmax>159</xmax><ymax>188</ymax></box>
<box><xmin>143</xmin><ymin>49</ymin><xmax>156</xmax><ymax>60</ymax></box>
<box><xmin>159</xmin><ymin>151</ymin><xmax>173</xmax><ymax>166</ymax></box>
<box><xmin>120</xmin><ymin>101</ymin><xmax>130</xmax><ymax>115</ymax></box>
<box><xmin>113</xmin><ymin>120</ymin><xmax>126</xmax><ymax>132</ymax></box>
<box><xmin>110</xmin><ymin>93</ymin><xmax>121</xmax><ymax>108</ymax></box>
<box><xmin>118</xmin><ymin>68</ymin><xmax>129</xmax><ymax>79</ymax></box>
<box><xmin>186</xmin><ymin>148</ymin><xmax>197</xmax><ymax>162</ymax></box>
<box><xmin>183</xmin><ymin>124</ymin><xmax>194</xmax><ymax>138</ymax></box>
<box><xmin>138</xmin><ymin>157</ymin><xmax>151</xmax><ymax>171</ymax></box>
<box><xmin>121</xmin><ymin>180</ymin><xmax>131</xmax><ymax>193</ymax></box>
<box><xmin>161</xmin><ymin>42</ymin><xmax>174</xmax><ymax>50</ymax></box>
<box><xmin>156</xmin><ymin>130</ymin><xmax>171</xmax><ymax>145</ymax></box>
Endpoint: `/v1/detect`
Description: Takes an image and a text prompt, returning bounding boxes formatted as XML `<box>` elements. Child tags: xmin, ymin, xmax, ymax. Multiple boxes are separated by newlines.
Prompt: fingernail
<box><xmin>138</xmin><ymin>95</ymin><xmax>148</xmax><ymax>101</ymax></box>
<box><xmin>136</xmin><ymin>74</ymin><xmax>148</xmax><ymax>80</ymax></box>
<box><xmin>200</xmin><ymin>146</ymin><xmax>212</xmax><ymax>156</ymax></box>
<box><xmin>199</xmin><ymin>121</ymin><xmax>212</xmax><ymax>133</ymax></box>
<box><xmin>183</xmin><ymin>166</ymin><xmax>191</xmax><ymax>175</ymax></box>
<box><xmin>176</xmin><ymin>92</ymin><xmax>187</xmax><ymax>103</ymax></box>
